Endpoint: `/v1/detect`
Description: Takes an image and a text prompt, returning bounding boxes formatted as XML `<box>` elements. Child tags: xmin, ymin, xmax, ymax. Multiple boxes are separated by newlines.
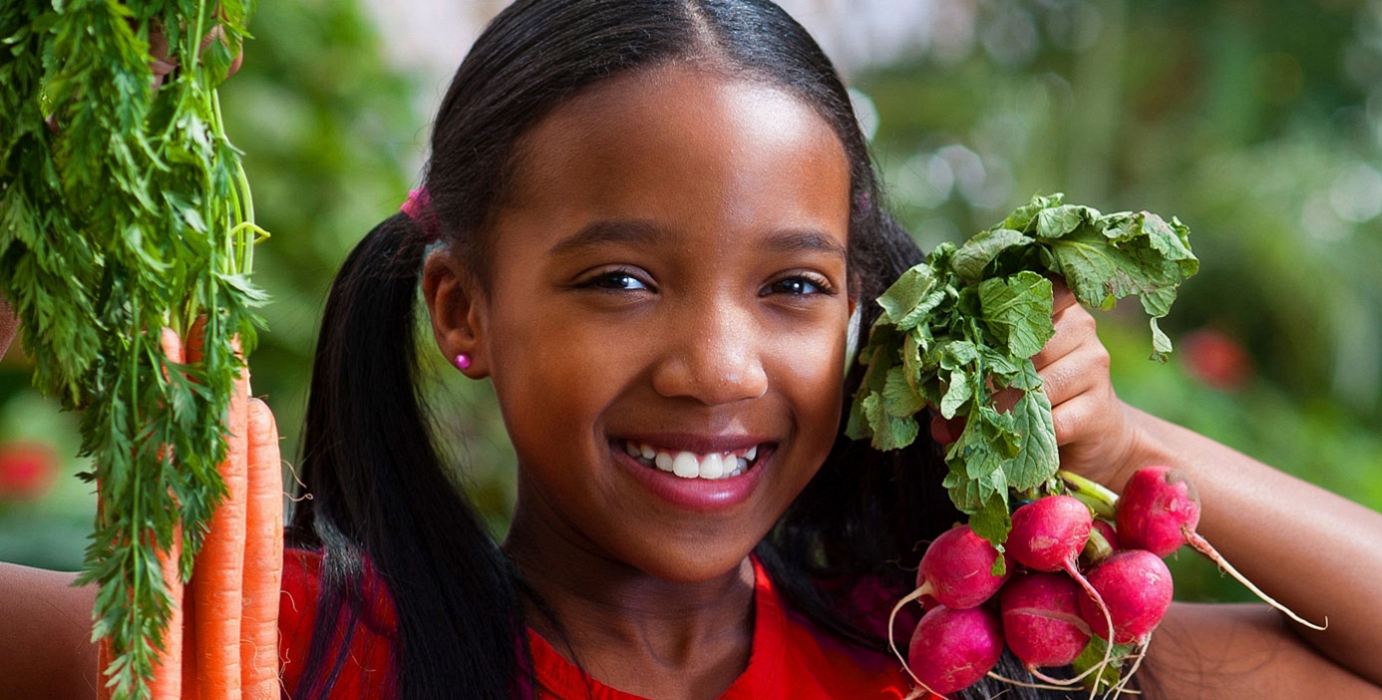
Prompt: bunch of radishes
<box><xmin>889</xmin><ymin>465</ymin><xmax>1323</xmax><ymax>699</ymax></box>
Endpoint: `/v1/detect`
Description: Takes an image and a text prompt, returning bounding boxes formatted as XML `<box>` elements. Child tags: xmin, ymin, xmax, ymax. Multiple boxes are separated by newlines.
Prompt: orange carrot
<box><xmin>240</xmin><ymin>397</ymin><xmax>283</xmax><ymax>700</ymax></box>
<box><xmin>189</xmin><ymin>331</ymin><xmax>249</xmax><ymax>700</ymax></box>
<box><xmin>151</xmin><ymin>524</ymin><xmax>185</xmax><ymax>700</ymax></box>
<box><xmin>97</xmin><ymin>329</ymin><xmax>188</xmax><ymax>700</ymax></box>
<box><xmin>150</xmin><ymin>327</ymin><xmax>186</xmax><ymax>700</ymax></box>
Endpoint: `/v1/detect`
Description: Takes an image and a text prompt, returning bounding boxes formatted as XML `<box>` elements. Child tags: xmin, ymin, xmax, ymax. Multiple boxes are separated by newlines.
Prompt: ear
<box><xmin>422</xmin><ymin>249</ymin><xmax>490</xmax><ymax>378</ymax></box>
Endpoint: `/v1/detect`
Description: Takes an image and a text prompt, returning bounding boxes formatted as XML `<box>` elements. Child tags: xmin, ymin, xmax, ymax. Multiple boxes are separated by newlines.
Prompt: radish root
<box><xmin>985</xmin><ymin>671</ymin><xmax>1074</xmax><ymax>692</ymax></box>
<box><xmin>886</xmin><ymin>587</ymin><xmax>949</xmax><ymax>700</ymax></box>
<box><xmin>1106</xmin><ymin>633</ymin><xmax>1152</xmax><ymax>699</ymax></box>
<box><xmin>1184</xmin><ymin>527</ymin><xmax>1327</xmax><ymax>631</ymax></box>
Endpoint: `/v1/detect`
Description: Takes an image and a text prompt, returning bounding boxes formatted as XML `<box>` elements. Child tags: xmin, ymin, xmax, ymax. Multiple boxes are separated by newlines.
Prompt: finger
<box><xmin>1035</xmin><ymin>342</ymin><xmax>1111</xmax><ymax>409</ymax></box>
<box><xmin>0</xmin><ymin>296</ymin><xmax>19</xmax><ymax>359</ymax></box>
<box><xmin>1050</xmin><ymin>392</ymin><xmax>1108</xmax><ymax>447</ymax></box>
<box><xmin>149</xmin><ymin>22</ymin><xmax>178</xmax><ymax>91</ymax></box>
<box><xmin>200</xmin><ymin>26</ymin><xmax>246</xmax><ymax>75</ymax></box>
<box><xmin>991</xmin><ymin>386</ymin><xmax>1022</xmax><ymax>413</ymax></box>
<box><xmin>1050</xmin><ymin>277</ymin><xmax>1077</xmax><ymax>314</ymax></box>
<box><xmin>228</xmin><ymin>47</ymin><xmax>244</xmax><ymax>78</ymax></box>
<box><xmin>930</xmin><ymin>413</ymin><xmax>965</xmax><ymax>445</ymax></box>
<box><xmin>1030</xmin><ymin>301</ymin><xmax>1098</xmax><ymax>370</ymax></box>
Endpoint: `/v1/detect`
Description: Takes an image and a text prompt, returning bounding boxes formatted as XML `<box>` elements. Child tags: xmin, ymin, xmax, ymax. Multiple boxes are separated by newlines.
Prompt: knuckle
<box><xmin>1051</xmin><ymin>406</ymin><xmax>1080</xmax><ymax>443</ymax></box>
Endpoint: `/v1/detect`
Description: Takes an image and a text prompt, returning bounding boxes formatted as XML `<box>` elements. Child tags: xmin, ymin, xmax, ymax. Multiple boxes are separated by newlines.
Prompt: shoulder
<box><xmin>279</xmin><ymin>547</ymin><xmax>400</xmax><ymax>698</ymax></box>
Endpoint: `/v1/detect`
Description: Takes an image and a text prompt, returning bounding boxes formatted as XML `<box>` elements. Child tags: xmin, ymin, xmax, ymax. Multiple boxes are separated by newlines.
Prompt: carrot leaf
<box><xmin>0</xmin><ymin>2</ymin><xmax>266</xmax><ymax>698</ymax></box>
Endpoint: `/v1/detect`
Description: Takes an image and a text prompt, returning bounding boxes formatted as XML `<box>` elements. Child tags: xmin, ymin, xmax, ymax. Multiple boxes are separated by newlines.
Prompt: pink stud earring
<box><xmin>454</xmin><ymin>353</ymin><xmax>472</xmax><ymax>371</ymax></box>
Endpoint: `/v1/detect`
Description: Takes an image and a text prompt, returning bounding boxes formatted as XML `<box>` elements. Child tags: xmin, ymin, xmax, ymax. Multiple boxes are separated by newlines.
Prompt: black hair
<box><xmin>289</xmin><ymin>1</ymin><xmax>1095</xmax><ymax>698</ymax></box>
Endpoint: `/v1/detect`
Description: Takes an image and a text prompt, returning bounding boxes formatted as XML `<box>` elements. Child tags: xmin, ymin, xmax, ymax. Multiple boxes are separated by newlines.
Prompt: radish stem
<box><xmin>1060</xmin><ymin>470</ymin><xmax>1119</xmax><ymax>519</ymax></box>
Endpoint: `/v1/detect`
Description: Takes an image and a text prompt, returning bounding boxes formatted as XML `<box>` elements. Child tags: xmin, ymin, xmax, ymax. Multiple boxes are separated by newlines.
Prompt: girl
<box><xmin>3</xmin><ymin>1</ymin><xmax>1382</xmax><ymax>698</ymax></box>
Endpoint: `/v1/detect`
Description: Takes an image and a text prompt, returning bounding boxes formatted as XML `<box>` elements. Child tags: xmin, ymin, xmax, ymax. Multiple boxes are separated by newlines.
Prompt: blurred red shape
<box><xmin>0</xmin><ymin>441</ymin><xmax>59</xmax><ymax>501</ymax></box>
<box><xmin>1181</xmin><ymin>328</ymin><xmax>1254</xmax><ymax>391</ymax></box>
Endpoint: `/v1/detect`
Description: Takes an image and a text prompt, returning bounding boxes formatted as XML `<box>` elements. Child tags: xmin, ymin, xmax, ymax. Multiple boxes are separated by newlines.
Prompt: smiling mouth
<box><xmin>615</xmin><ymin>439</ymin><xmax>766</xmax><ymax>480</ymax></box>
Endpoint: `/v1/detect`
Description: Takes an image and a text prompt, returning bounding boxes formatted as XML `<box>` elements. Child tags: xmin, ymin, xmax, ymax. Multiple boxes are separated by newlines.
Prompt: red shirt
<box><xmin>278</xmin><ymin>548</ymin><xmax>916</xmax><ymax>699</ymax></box>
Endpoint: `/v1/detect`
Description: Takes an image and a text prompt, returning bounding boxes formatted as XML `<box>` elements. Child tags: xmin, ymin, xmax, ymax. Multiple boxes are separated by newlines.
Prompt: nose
<box><xmin>650</xmin><ymin>295</ymin><xmax>769</xmax><ymax>405</ymax></box>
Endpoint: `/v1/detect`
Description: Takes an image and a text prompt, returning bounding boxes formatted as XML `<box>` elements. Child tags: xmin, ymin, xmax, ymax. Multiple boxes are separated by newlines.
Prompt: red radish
<box><xmin>1116</xmin><ymin>466</ymin><xmax>1198</xmax><ymax>557</ymax></box>
<box><xmin>1000</xmin><ymin>572</ymin><xmax>1092</xmax><ymax>668</ymax></box>
<box><xmin>1007</xmin><ymin>495</ymin><xmax>1091</xmax><ymax>572</ymax></box>
<box><xmin>1116</xmin><ymin>465</ymin><xmax>1325</xmax><ymax>630</ymax></box>
<box><xmin>886</xmin><ymin>525</ymin><xmax>1007</xmax><ymax>694</ymax></box>
<box><xmin>914</xmin><ymin>524</ymin><xmax>1010</xmax><ymax>609</ymax></box>
<box><xmin>907</xmin><ymin>605</ymin><xmax>1005</xmax><ymax>696</ymax></box>
<box><xmin>1077</xmin><ymin>549</ymin><xmax>1173</xmax><ymax>645</ymax></box>
<box><xmin>1006</xmin><ymin>495</ymin><xmax>1116</xmax><ymax>674</ymax></box>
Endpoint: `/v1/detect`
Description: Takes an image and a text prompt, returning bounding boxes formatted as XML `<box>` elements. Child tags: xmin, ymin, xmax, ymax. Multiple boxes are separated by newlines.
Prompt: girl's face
<box><xmin>432</xmin><ymin>65</ymin><xmax>853</xmax><ymax>582</ymax></box>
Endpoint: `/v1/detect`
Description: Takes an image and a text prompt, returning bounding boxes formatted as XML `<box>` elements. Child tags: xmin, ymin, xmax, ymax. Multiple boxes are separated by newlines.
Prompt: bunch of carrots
<box><xmin>97</xmin><ymin>324</ymin><xmax>285</xmax><ymax>700</ymax></box>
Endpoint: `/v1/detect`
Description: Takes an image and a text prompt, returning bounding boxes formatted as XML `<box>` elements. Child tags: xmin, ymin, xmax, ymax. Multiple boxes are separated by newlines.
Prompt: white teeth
<box><xmin>672</xmin><ymin>452</ymin><xmax>700</xmax><ymax>479</ymax></box>
<box><xmin>698</xmin><ymin>452</ymin><xmax>724</xmax><ymax>479</ymax></box>
<box><xmin>622</xmin><ymin>441</ymin><xmax>761</xmax><ymax>480</ymax></box>
<box><xmin>654</xmin><ymin>452</ymin><xmax>674</xmax><ymax>472</ymax></box>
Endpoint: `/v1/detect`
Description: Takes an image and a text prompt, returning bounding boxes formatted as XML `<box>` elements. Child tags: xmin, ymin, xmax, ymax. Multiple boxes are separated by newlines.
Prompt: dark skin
<box><xmin>1</xmin><ymin>61</ymin><xmax>1381</xmax><ymax>700</ymax></box>
<box><xmin>424</xmin><ymin>66</ymin><xmax>854</xmax><ymax>699</ymax></box>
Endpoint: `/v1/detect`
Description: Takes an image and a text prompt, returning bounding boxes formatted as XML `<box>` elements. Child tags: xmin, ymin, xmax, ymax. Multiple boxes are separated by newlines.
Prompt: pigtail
<box><xmin>289</xmin><ymin>213</ymin><xmax>529</xmax><ymax>700</ymax></box>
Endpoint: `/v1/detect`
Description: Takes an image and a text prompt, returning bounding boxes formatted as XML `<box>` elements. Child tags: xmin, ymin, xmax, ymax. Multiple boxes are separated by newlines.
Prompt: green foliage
<box><xmin>0</xmin><ymin>2</ymin><xmax>265</xmax><ymax>698</ymax></box>
<box><xmin>849</xmin><ymin>194</ymin><xmax>1195</xmax><ymax>545</ymax></box>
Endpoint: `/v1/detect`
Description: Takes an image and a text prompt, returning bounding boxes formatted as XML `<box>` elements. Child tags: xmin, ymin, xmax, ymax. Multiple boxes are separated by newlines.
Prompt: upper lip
<box><xmin>614</xmin><ymin>432</ymin><xmax>773</xmax><ymax>455</ymax></box>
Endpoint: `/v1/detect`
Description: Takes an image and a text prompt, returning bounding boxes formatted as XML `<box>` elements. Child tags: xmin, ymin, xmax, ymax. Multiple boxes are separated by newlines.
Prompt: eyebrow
<box><xmin>758</xmin><ymin>229</ymin><xmax>847</xmax><ymax>260</ymax></box>
<box><xmin>546</xmin><ymin>219</ymin><xmax>847</xmax><ymax>259</ymax></box>
<box><xmin>548</xmin><ymin>220</ymin><xmax>669</xmax><ymax>257</ymax></box>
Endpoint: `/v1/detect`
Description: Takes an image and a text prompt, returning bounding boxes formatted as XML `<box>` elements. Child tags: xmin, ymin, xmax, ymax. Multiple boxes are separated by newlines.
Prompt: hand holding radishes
<box><xmin>855</xmin><ymin>195</ymin><xmax>1206</xmax><ymax>697</ymax></box>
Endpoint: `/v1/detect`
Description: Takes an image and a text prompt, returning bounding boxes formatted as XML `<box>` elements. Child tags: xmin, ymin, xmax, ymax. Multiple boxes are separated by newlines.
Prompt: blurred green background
<box><xmin>2</xmin><ymin>0</ymin><xmax>1379</xmax><ymax>605</ymax></box>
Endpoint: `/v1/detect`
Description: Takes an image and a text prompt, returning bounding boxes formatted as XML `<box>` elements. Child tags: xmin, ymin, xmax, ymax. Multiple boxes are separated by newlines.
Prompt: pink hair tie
<box><xmin>401</xmin><ymin>187</ymin><xmax>441</xmax><ymax>242</ymax></box>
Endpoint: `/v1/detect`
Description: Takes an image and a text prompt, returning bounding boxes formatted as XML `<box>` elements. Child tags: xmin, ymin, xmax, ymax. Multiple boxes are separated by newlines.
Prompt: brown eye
<box><xmin>764</xmin><ymin>275</ymin><xmax>830</xmax><ymax>297</ymax></box>
<box><xmin>581</xmin><ymin>271</ymin><xmax>650</xmax><ymax>291</ymax></box>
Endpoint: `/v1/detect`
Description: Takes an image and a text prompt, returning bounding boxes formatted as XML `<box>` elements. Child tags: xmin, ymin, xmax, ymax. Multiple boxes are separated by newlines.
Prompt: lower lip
<box><xmin>612</xmin><ymin>443</ymin><xmax>770</xmax><ymax>513</ymax></box>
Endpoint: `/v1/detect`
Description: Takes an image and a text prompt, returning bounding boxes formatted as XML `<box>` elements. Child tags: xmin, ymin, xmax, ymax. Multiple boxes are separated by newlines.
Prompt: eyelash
<box><xmin>574</xmin><ymin>269</ymin><xmax>836</xmax><ymax>297</ymax></box>
<box><xmin>576</xmin><ymin>268</ymin><xmax>652</xmax><ymax>292</ymax></box>
<box><xmin>763</xmin><ymin>273</ymin><xmax>835</xmax><ymax>298</ymax></box>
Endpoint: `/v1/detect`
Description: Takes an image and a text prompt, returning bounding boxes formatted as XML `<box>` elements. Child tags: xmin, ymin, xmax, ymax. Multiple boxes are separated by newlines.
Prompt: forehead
<box><xmin>498</xmin><ymin>64</ymin><xmax>851</xmax><ymax>244</ymax></box>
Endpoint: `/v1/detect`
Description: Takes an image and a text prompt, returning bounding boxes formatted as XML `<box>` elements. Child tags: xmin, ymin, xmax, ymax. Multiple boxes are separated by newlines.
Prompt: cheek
<box><xmin>765</xmin><ymin>316</ymin><xmax>849</xmax><ymax>459</ymax></box>
<box><xmin>484</xmin><ymin>299</ymin><xmax>637</xmax><ymax>455</ymax></box>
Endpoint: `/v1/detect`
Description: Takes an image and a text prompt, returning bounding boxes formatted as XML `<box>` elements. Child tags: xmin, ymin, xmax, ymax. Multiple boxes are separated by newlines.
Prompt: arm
<box><xmin>0</xmin><ymin>305</ymin><xmax>97</xmax><ymax>697</ymax></box>
<box><xmin>982</xmin><ymin>282</ymin><xmax>1382</xmax><ymax>695</ymax></box>
<box><xmin>1117</xmin><ymin>404</ymin><xmax>1382</xmax><ymax>687</ymax></box>
<box><xmin>1140</xmin><ymin>603</ymin><xmax>1382</xmax><ymax>699</ymax></box>
<box><xmin>0</xmin><ymin>564</ymin><xmax>98</xmax><ymax>700</ymax></box>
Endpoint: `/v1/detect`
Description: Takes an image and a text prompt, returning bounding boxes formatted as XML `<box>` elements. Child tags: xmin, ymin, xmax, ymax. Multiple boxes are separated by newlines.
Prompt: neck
<box><xmin>502</xmin><ymin>499</ymin><xmax>757</xmax><ymax>699</ymax></box>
